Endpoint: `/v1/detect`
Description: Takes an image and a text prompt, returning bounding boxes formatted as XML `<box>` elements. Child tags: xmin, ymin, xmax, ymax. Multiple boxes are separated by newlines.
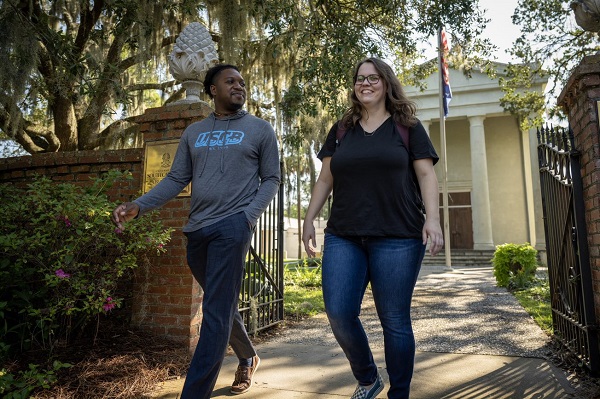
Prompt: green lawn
<box><xmin>513</xmin><ymin>277</ymin><xmax>553</xmax><ymax>335</ymax></box>
<box><xmin>283</xmin><ymin>285</ymin><xmax>324</xmax><ymax>319</ymax></box>
<box><xmin>283</xmin><ymin>259</ymin><xmax>324</xmax><ymax>319</ymax></box>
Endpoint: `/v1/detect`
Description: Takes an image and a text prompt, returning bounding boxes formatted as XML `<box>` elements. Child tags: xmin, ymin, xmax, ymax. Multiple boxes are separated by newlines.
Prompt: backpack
<box><xmin>336</xmin><ymin>120</ymin><xmax>410</xmax><ymax>149</ymax></box>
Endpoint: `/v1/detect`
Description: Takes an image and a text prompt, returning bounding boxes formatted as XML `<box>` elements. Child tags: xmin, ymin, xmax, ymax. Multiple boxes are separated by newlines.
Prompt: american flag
<box><xmin>440</xmin><ymin>28</ymin><xmax>452</xmax><ymax>117</ymax></box>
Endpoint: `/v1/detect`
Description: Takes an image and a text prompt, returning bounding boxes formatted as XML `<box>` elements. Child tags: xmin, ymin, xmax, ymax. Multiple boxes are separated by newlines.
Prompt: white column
<box><xmin>527</xmin><ymin>126</ymin><xmax>546</xmax><ymax>250</ymax></box>
<box><xmin>469</xmin><ymin>116</ymin><xmax>494</xmax><ymax>250</ymax></box>
<box><xmin>421</xmin><ymin>120</ymin><xmax>431</xmax><ymax>136</ymax></box>
<box><xmin>522</xmin><ymin>126</ymin><xmax>537</xmax><ymax>248</ymax></box>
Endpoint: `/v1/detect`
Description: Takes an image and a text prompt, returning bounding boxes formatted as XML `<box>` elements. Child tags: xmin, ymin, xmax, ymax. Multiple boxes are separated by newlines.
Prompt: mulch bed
<box><xmin>17</xmin><ymin>326</ymin><xmax>190</xmax><ymax>399</ymax></box>
<box><xmin>17</xmin><ymin>320</ymin><xmax>294</xmax><ymax>399</ymax></box>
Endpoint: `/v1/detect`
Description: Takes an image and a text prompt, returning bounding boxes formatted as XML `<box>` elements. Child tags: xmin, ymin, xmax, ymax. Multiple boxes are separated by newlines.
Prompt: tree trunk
<box><xmin>53</xmin><ymin>97</ymin><xmax>79</xmax><ymax>151</ymax></box>
<box><xmin>78</xmin><ymin>113</ymin><xmax>103</xmax><ymax>150</ymax></box>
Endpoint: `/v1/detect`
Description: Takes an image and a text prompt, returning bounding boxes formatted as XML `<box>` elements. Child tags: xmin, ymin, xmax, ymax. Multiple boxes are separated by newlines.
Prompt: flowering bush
<box><xmin>0</xmin><ymin>171</ymin><xmax>172</xmax><ymax>359</ymax></box>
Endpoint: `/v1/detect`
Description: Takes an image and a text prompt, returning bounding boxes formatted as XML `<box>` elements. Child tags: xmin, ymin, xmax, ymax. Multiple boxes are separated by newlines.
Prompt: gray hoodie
<box><xmin>134</xmin><ymin>110</ymin><xmax>280</xmax><ymax>232</ymax></box>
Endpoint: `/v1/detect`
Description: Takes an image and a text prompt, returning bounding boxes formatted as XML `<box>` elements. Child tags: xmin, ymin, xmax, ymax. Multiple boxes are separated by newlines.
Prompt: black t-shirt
<box><xmin>317</xmin><ymin>117</ymin><xmax>439</xmax><ymax>238</ymax></box>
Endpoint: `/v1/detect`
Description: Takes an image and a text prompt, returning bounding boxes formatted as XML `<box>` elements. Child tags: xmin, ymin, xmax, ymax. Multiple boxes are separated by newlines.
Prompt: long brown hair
<box><xmin>341</xmin><ymin>57</ymin><xmax>418</xmax><ymax>129</ymax></box>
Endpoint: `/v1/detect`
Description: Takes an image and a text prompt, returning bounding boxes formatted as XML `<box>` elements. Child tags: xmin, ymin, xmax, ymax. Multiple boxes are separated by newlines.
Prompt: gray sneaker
<box><xmin>351</xmin><ymin>373</ymin><xmax>384</xmax><ymax>399</ymax></box>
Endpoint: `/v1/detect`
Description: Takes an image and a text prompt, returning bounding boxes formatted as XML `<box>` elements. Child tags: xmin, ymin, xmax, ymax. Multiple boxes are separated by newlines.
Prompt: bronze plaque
<box><xmin>142</xmin><ymin>139</ymin><xmax>191</xmax><ymax>196</ymax></box>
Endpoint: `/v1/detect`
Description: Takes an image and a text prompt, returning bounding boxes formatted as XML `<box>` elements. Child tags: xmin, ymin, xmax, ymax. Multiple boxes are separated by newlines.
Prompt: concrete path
<box><xmin>152</xmin><ymin>266</ymin><xmax>577</xmax><ymax>399</ymax></box>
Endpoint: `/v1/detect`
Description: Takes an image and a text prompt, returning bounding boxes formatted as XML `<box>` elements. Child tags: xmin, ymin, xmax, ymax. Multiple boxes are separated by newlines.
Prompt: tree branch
<box><xmin>126</xmin><ymin>80</ymin><xmax>177</xmax><ymax>92</ymax></box>
<box><xmin>118</xmin><ymin>35</ymin><xmax>177</xmax><ymax>70</ymax></box>
<box><xmin>163</xmin><ymin>87</ymin><xmax>186</xmax><ymax>105</ymax></box>
<box><xmin>77</xmin><ymin>9</ymin><xmax>133</xmax><ymax>150</ymax></box>
<box><xmin>73</xmin><ymin>0</ymin><xmax>105</xmax><ymax>56</ymax></box>
<box><xmin>0</xmin><ymin>96</ymin><xmax>60</xmax><ymax>154</ymax></box>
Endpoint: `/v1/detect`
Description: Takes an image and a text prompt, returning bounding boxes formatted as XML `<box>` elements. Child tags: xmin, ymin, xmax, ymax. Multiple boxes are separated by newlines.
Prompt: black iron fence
<box><xmin>538</xmin><ymin>124</ymin><xmax>599</xmax><ymax>373</ymax></box>
<box><xmin>239</xmin><ymin>176</ymin><xmax>285</xmax><ymax>334</ymax></box>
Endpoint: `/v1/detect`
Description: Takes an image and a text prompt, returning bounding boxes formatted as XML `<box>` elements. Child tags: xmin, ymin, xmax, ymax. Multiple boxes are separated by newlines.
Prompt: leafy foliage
<box><xmin>0</xmin><ymin>361</ymin><xmax>72</xmax><ymax>399</ymax></box>
<box><xmin>499</xmin><ymin>62</ymin><xmax>548</xmax><ymax>132</ymax></box>
<box><xmin>492</xmin><ymin>243</ymin><xmax>538</xmax><ymax>289</ymax></box>
<box><xmin>284</xmin><ymin>258</ymin><xmax>324</xmax><ymax>318</ymax></box>
<box><xmin>285</xmin><ymin>258</ymin><xmax>322</xmax><ymax>288</ymax></box>
<box><xmin>500</xmin><ymin>0</ymin><xmax>600</xmax><ymax>124</ymax></box>
<box><xmin>0</xmin><ymin>171</ymin><xmax>172</xmax><ymax>361</ymax></box>
<box><xmin>0</xmin><ymin>1</ymin><xmax>493</xmax><ymax>155</ymax></box>
<box><xmin>266</xmin><ymin>0</ymin><xmax>493</xmax><ymax>118</ymax></box>
<box><xmin>0</xmin><ymin>1</ymin><xmax>200</xmax><ymax>153</ymax></box>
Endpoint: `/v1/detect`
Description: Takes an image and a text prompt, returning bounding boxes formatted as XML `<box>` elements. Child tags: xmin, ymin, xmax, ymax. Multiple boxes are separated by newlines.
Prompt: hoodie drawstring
<box><xmin>221</xmin><ymin>119</ymin><xmax>231</xmax><ymax>173</ymax></box>
<box><xmin>198</xmin><ymin>117</ymin><xmax>217</xmax><ymax>177</ymax></box>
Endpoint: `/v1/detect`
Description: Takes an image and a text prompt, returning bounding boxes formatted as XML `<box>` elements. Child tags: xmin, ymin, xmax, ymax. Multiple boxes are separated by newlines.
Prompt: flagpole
<box><xmin>438</xmin><ymin>27</ymin><xmax>452</xmax><ymax>269</ymax></box>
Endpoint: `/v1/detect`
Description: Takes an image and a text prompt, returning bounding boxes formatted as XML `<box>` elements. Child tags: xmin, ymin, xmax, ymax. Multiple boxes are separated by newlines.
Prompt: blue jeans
<box><xmin>322</xmin><ymin>233</ymin><xmax>425</xmax><ymax>399</ymax></box>
<box><xmin>180</xmin><ymin>212</ymin><xmax>256</xmax><ymax>399</ymax></box>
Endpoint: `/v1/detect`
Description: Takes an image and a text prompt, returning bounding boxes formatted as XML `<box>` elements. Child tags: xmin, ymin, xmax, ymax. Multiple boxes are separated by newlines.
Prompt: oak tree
<box><xmin>1</xmin><ymin>0</ymin><xmax>491</xmax><ymax>154</ymax></box>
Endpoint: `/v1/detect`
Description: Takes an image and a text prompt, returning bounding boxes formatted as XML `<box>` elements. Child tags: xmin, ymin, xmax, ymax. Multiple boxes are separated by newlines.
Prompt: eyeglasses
<box><xmin>355</xmin><ymin>74</ymin><xmax>380</xmax><ymax>85</ymax></box>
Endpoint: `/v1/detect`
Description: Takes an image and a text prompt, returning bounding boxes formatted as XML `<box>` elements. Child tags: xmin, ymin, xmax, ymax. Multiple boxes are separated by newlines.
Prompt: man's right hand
<box><xmin>111</xmin><ymin>202</ymin><xmax>140</xmax><ymax>230</ymax></box>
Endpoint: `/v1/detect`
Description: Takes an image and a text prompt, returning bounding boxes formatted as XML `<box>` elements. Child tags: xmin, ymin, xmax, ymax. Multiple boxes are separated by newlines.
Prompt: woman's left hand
<box><xmin>422</xmin><ymin>219</ymin><xmax>444</xmax><ymax>256</ymax></box>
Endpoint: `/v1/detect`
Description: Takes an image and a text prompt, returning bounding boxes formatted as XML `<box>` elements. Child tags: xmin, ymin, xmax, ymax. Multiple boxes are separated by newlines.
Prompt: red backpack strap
<box><xmin>336</xmin><ymin>121</ymin><xmax>347</xmax><ymax>144</ymax></box>
<box><xmin>395</xmin><ymin>122</ymin><xmax>409</xmax><ymax>149</ymax></box>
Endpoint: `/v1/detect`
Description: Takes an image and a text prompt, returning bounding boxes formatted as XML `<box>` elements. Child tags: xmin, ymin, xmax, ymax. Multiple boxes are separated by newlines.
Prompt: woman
<box><xmin>302</xmin><ymin>57</ymin><xmax>443</xmax><ymax>399</ymax></box>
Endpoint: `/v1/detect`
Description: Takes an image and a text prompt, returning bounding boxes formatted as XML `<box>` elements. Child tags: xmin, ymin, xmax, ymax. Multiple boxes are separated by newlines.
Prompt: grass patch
<box><xmin>284</xmin><ymin>285</ymin><xmax>324</xmax><ymax>319</ymax></box>
<box><xmin>513</xmin><ymin>276</ymin><xmax>553</xmax><ymax>335</ymax></box>
<box><xmin>283</xmin><ymin>258</ymin><xmax>324</xmax><ymax>319</ymax></box>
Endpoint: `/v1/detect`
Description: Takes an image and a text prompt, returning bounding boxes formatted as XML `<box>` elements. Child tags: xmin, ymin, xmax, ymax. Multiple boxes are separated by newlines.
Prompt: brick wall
<box><xmin>0</xmin><ymin>149</ymin><xmax>143</xmax><ymax>194</ymax></box>
<box><xmin>557</xmin><ymin>53</ymin><xmax>600</xmax><ymax>320</ymax></box>
<box><xmin>0</xmin><ymin>101</ymin><xmax>213</xmax><ymax>351</ymax></box>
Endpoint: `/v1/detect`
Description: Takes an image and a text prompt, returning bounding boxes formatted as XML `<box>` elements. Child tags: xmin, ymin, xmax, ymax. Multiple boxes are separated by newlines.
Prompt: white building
<box><xmin>405</xmin><ymin>63</ymin><xmax>547</xmax><ymax>252</ymax></box>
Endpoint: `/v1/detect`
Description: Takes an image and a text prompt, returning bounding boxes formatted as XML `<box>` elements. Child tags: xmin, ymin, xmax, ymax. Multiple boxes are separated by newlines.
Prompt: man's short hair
<box><xmin>203</xmin><ymin>64</ymin><xmax>240</xmax><ymax>98</ymax></box>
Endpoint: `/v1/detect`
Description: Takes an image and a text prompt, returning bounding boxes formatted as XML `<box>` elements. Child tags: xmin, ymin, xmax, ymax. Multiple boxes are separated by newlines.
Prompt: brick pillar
<box><xmin>131</xmin><ymin>101</ymin><xmax>213</xmax><ymax>351</ymax></box>
<box><xmin>557</xmin><ymin>54</ymin><xmax>600</xmax><ymax>320</ymax></box>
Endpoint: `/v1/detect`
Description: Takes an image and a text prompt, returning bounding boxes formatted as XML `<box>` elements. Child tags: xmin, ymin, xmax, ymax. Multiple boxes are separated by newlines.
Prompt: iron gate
<box><xmin>239</xmin><ymin>175</ymin><xmax>285</xmax><ymax>334</ymax></box>
<box><xmin>538</xmin><ymin>124</ymin><xmax>599</xmax><ymax>373</ymax></box>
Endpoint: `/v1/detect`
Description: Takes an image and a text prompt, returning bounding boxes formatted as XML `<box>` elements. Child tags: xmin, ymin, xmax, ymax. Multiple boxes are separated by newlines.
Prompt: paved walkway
<box><xmin>152</xmin><ymin>266</ymin><xmax>578</xmax><ymax>398</ymax></box>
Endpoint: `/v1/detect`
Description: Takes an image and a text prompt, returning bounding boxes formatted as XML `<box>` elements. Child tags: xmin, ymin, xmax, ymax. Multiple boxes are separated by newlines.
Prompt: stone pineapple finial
<box><xmin>168</xmin><ymin>22</ymin><xmax>220</xmax><ymax>103</ymax></box>
<box><xmin>571</xmin><ymin>0</ymin><xmax>600</xmax><ymax>33</ymax></box>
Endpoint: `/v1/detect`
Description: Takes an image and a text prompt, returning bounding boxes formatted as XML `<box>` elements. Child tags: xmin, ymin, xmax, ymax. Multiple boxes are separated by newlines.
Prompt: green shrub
<box><xmin>284</xmin><ymin>258</ymin><xmax>322</xmax><ymax>288</ymax></box>
<box><xmin>0</xmin><ymin>361</ymin><xmax>71</xmax><ymax>399</ymax></box>
<box><xmin>0</xmin><ymin>171</ymin><xmax>172</xmax><ymax>360</ymax></box>
<box><xmin>492</xmin><ymin>243</ymin><xmax>538</xmax><ymax>289</ymax></box>
<box><xmin>282</xmin><ymin>258</ymin><xmax>324</xmax><ymax>319</ymax></box>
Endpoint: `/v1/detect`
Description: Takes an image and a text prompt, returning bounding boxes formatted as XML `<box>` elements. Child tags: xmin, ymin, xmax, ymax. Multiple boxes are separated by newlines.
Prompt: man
<box><xmin>111</xmin><ymin>64</ymin><xmax>280</xmax><ymax>398</ymax></box>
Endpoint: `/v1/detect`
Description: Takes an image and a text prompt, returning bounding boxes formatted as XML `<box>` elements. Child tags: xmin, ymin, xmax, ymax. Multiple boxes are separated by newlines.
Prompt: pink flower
<box><xmin>114</xmin><ymin>227</ymin><xmax>123</xmax><ymax>234</ymax></box>
<box><xmin>103</xmin><ymin>297</ymin><xmax>116</xmax><ymax>312</ymax></box>
<box><xmin>63</xmin><ymin>217</ymin><xmax>72</xmax><ymax>228</ymax></box>
<box><xmin>158</xmin><ymin>243</ymin><xmax>164</xmax><ymax>249</ymax></box>
<box><xmin>55</xmin><ymin>269</ymin><xmax>71</xmax><ymax>279</ymax></box>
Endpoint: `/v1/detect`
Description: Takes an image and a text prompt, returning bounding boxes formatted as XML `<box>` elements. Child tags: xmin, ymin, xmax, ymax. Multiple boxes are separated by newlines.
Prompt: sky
<box><xmin>419</xmin><ymin>0</ymin><xmax>521</xmax><ymax>64</ymax></box>
<box><xmin>478</xmin><ymin>0</ymin><xmax>521</xmax><ymax>63</ymax></box>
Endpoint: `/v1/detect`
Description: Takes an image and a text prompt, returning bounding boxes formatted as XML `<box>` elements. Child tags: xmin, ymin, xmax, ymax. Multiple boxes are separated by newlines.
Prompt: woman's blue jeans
<box><xmin>322</xmin><ymin>233</ymin><xmax>425</xmax><ymax>399</ymax></box>
<box><xmin>180</xmin><ymin>212</ymin><xmax>256</xmax><ymax>399</ymax></box>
